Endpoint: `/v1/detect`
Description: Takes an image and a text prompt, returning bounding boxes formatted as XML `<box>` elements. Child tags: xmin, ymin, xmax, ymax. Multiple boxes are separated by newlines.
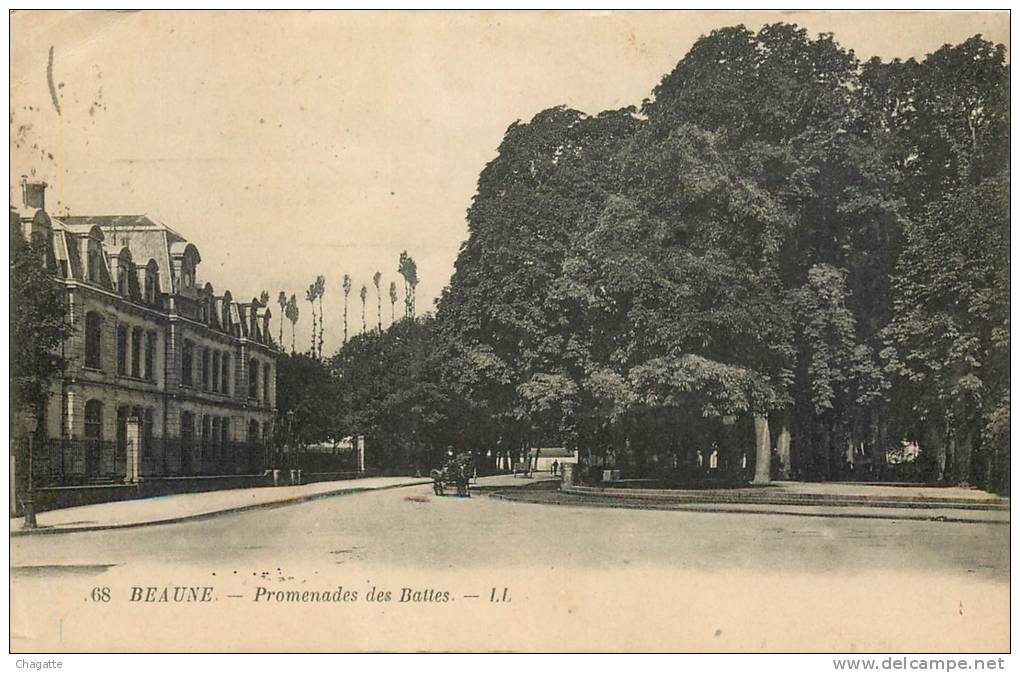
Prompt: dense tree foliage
<box><xmin>279</xmin><ymin>25</ymin><xmax>1007</xmax><ymax>491</ymax></box>
<box><xmin>10</xmin><ymin>211</ymin><xmax>68</xmax><ymax>435</ymax></box>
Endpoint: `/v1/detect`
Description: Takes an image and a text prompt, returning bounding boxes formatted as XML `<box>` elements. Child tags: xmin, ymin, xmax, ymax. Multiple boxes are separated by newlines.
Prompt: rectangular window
<box><xmin>248</xmin><ymin>359</ymin><xmax>259</xmax><ymax>399</ymax></box>
<box><xmin>263</xmin><ymin>364</ymin><xmax>271</xmax><ymax>404</ymax></box>
<box><xmin>145</xmin><ymin>331</ymin><xmax>156</xmax><ymax>381</ymax></box>
<box><xmin>212</xmin><ymin>352</ymin><xmax>221</xmax><ymax>392</ymax></box>
<box><xmin>84</xmin><ymin>312</ymin><xmax>103</xmax><ymax>370</ymax></box>
<box><xmin>131</xmin><ymin>327</ymin><xmax>142</xmax><ymax>378</ymax></box>
<box><xmin>116</xmin><ymin>325</ymin><xmax>128</xmax><ymax>375</ymax></box>
<box><xmin>181</xmin><ymin>340</ymin><xmax>194</xmax><ymax>387</ymax></box>
<box><xmin>202</xmin><ymin>348</ymin><xmax>210</xmax><ymax>390</ymax></box>
<box><xmin>221</xmin><ymin>354</ymin><xmax>230</xmax><ymax>394</ymax></box>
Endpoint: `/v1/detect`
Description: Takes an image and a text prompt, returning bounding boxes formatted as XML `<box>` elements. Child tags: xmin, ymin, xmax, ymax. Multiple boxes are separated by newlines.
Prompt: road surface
<box><xmin>10</xmin><ymin>481</ymin><xmax>1009</xmax><ymax>652</ymax></box>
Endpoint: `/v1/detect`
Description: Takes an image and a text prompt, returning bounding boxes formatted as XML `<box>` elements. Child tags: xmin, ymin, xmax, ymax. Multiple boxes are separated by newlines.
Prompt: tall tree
<box><xmin>306</xmin><ymin>283</ymin><xmax>318</xmax><ymax>358</ymax></box>
<box><xmin>315</xmin><ymin>275</ymin><xmax>326</xmax><ymax>358</ymax></box>
<box><xmin>373</xmin><ymin>271</ymin><xmax>382</xmax><ymax>331</ymax></box>
<box><xmin>285</xmin><ymin>294</ymin><xmax>299</xmax><ymax>354</ymax></box>
<box><xmin>342</xmin><ymin>274</ymin><xmax>352</xmax><ymax>346</ymax></box>
<box><xmin>10</xmin><ymin>215</ymin><xmax>69</xmax><ymax>436</ymax></box>
<box><xmin>389</xmin><ymin>281</ymin><xmax>398</xmax><ymax>325</ymax></box>
<box><xmin>277</xmin><ymin>291</ymin><xmax>287</xmax><ymax>345</ymax></box>
<box><xmin>398</xmin><ymin>251</ymin><xmax>419</xmax><ymax>319</ymax></box>
<box><xmin>882</xmin><ymin>176</ymin><xmax>1008</xmax><ymax>487</ymax></box>
<box><xmin>359</xmin><ymin>284</ymin><xmax>368</xmax><ymax>334</ymax></box>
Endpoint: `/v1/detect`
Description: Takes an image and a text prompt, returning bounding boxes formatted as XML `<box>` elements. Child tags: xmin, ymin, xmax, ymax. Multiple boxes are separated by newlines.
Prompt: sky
<box><xmin>9</xmin><ymin>10</ymin><xmax>1009</xmax><ymax>355</ymax></box>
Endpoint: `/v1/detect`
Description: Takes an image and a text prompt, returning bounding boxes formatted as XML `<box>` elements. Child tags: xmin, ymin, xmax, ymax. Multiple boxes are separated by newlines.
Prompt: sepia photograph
<box><xmin>7</xmin><ymin>9</ymin><xmax>1011</xmax><ymax>656</ymax></box>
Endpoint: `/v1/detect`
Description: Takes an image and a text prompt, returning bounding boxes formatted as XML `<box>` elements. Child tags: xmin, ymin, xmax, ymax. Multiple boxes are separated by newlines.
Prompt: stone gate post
<box><xmin>125</xmin><ymin>416</ymin><xmax>142</xmax><ymax>484</ymax></box>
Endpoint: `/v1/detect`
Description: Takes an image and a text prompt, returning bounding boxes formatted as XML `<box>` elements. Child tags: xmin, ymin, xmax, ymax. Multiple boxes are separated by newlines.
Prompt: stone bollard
<box><xmin>289</xmin><ymin>469</ymin><xmax>298</xmax><ymax>485</ymax></box>
<box><xmin>272</xmin><ymin>469</ymin><xmax>280</xmax><ymax>487</ymax></box>
<box><xmin>560</xmin><ymin>463</ymin><xmax>576</xmax><ymax>489</ymax></box>
<box><xmin>296</xmin><ymin>469</ymin><xmax>303</xmax><ymax>485</ymax></box>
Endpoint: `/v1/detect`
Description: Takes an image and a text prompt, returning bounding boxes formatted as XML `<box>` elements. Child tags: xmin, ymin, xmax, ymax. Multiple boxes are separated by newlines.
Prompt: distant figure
<box><xmin>709</xmin><ymin>449</ymin><xmax>719</xmax><ymax>470</ymax></box>
<box><xmin>697</xmin><ymin>450</ymin><xmax>704</xmax><ymax>468</ymax></box>
<box><xmin>552</xmin><ymin>460</ymin><xmax>559</xmax><ymax>475</ymax></box>
<box><xmin>741</xmin><ymin>452</ymin><xmax>747</xmax><ymax>470</ymax></box>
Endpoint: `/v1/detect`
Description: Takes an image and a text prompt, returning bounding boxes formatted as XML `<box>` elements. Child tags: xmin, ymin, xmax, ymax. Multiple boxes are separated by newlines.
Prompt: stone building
<box><xmin>13</xmin><ymin>176</ymin><xmax>279</xmax><ymax>484</ymax></box>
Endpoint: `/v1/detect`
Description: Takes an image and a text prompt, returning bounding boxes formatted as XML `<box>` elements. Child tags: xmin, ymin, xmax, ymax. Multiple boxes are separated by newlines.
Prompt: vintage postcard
<box><xmin>8</xmin><ymin>10</ymin><xmax>1010</xmax><ymax>654</ymax></box>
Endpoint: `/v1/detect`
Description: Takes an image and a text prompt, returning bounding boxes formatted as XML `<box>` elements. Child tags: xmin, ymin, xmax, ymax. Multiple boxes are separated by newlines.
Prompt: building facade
<box><xmin>14</xmin><ymin>177</ymin><xmax>279</xmax><ymax>485</ymax></box>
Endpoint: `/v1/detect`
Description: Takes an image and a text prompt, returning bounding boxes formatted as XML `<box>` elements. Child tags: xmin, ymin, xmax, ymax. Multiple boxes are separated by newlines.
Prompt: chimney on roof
<box><xmin>20</xmin><ymin>176</ymin><xmax>47</xmax><ymax>211</ymax></box>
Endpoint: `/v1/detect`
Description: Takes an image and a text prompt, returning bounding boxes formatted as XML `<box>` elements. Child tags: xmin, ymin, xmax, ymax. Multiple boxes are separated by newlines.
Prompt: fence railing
<box><xmin>21</xmin><ymin>437</ymin><xmax>272</xmax><ymax>486</ymax></box>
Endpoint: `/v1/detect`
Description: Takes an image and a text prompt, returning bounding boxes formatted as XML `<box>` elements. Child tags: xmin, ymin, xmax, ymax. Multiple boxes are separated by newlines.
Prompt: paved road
<box><xmin>10</xmin><ymin>482</ymin><xmax>1010</xmax><ymax>652</ymax></box>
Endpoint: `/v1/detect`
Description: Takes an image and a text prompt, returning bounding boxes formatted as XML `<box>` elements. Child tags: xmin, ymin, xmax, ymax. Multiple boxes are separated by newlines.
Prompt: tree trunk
<box><xmin>310</xmin><ymin>309</ymin><xmax>317</xmax><ymax>357</ymax></box>
<box><xmin>752</xmin><ymin>414</ymin><xmax>771</xmax><ymax>485</ymax></box>
<box><xmin>952</xmin><ymin>425</ymin><xmax>974</xmax><ymax>486</ymax></box>
<box><xmin>318</xmin><ymin>298</ymin><xmax>325</xmax><ymax>356</ymax></box>
<box><xmin>776</xmin><ymin>421</ymin><xmax>791</xmax><ymax>480</ymax></box>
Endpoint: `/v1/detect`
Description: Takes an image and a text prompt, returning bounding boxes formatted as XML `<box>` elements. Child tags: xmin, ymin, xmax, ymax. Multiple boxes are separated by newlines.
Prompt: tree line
<box><xmin>266</xmin><ymin>25</ymin><xmax>1011</xmax><ymax>491</ymax></box>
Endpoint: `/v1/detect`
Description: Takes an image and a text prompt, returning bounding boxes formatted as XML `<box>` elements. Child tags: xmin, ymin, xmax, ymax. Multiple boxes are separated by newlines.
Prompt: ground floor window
<box><xmin>84</xmin><ymin>400</ymin><xmax>103</xmax><ymax>439</ymax></box>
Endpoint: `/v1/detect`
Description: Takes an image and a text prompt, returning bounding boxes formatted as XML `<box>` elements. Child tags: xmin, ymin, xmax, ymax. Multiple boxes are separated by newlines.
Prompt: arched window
<box><xmin>263</xmin><ymin>363</ymin><xmax>271</xmax><ymax>404</ymax></box>
<box><xmin>84</xmin><ymin>399</ymin><xmax>104</xmax><ymax>477</ymax></box>
<box><xmin>262</xmin><ymin>421</ymin><xmax>272</xmax><ymax>445</ymax></box>
<box><xmin>248</xmin><ymin>358</ymin><xmax>259</xmax><ymax>399</ymax></box>
<box><xmin>84</xmin><ymin>312</ymin><xmax>102</xmax><ymax>369</ymax></box>
<box><xmin>248</xmin><ymin>419</ymin><xmax>259</xmax><ymax>443</ymax></box>
<box><xmin>116</xmin><ymin>324</ymin><xmax>128</xmax><ymax>375</ymax></box>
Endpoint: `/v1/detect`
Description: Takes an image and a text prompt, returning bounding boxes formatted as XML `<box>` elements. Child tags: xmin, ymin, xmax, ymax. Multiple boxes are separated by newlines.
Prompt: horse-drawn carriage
<box><xmin>431</xmin><ymin>452</ymin><xmax>473</xmax><ymax>497</ymax></box>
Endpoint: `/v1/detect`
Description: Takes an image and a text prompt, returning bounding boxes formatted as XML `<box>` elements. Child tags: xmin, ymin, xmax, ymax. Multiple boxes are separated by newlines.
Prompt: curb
<box><xmin>562</xmin><ymin>485</ymin><xmax>1010</xmax><ymax>512</ymax></box>
<box><xmin>487</xmin><ymin>490</ymin><xmax>1010</xmax><ymax>525</ymax></box>
<box><xmin>10</xmin><ymin>479</ymin><xmax>432</xmax><ymax>537</ymax></box>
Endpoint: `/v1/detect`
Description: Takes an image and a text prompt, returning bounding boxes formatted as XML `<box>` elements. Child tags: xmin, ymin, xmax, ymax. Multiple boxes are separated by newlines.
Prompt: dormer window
<box><xmin>86</xmin><ymin>240</ymin><xmax>103</xmax><ymax>283</ymax></box>
<box><xmin>144</xmin><ymin>260</ymin><xmax>159</xmax><ymax>305</ymax></box>
<box><xmin>117</xmin><ymin>262</ymin><xmax>130</xmax><ymax>295</ymax></box>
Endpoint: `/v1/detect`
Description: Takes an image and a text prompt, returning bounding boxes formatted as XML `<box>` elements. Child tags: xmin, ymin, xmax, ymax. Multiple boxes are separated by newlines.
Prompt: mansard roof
<box><xmin>18</xmin><ymin>202</ymin><xmax>276</xmax><ymax>349</ymax></box>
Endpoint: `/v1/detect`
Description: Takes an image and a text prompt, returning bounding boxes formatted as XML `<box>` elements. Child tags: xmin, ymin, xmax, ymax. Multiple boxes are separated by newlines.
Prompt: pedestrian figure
<box><xmin>696</xmin><ymin>450</ymin><xmax>704</xmax><ymax>469</ymax></box>
<box><xmin>552</xmin><ymin>460</ymin><xmax>559</xmax><ymax>475</ymax></box>
<box><xmin>709</xmin><ymin>448</ymin><xmax>719</xmax><ymax>470</ymax></box>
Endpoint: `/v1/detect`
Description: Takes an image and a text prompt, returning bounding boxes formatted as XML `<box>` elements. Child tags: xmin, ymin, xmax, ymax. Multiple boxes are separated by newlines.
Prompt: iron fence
<box><xmin>20</xmin><ymin>437</ymin><xmax>272</xmax><ymax>486</ymax></box>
